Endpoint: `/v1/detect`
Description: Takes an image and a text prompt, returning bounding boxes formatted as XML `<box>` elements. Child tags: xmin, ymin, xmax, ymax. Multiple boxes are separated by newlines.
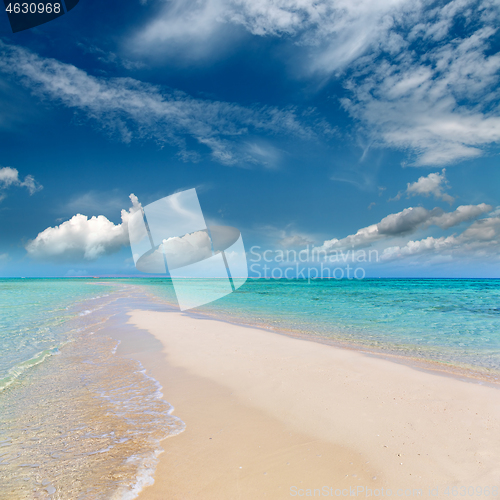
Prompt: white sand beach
<box><xmin>122</xmin><ymin>309</ymin><xmax>500</xmax><ymax>499</ymax></box>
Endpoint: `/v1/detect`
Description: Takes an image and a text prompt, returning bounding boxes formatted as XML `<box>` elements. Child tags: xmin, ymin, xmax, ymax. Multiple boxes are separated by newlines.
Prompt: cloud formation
<box><xmin>317</xmin><ymin>203</ymin><xmax>492</xmax><ymax>252</ymax></box>
<box><xmin>133</xmin><ymin>0</ymin><xmax>415</xmax><ymax>73</ymax></box>
<box><xmin>26</xmin><ymin>194</ymin><xmax>141</xmax><ymax>261</ymax></box>
<box><xmin>381</xmin><ymin>211</ymin><xmax>500</xmax><ymax>262</ymax></box>
<box><xmin>132</xmin><ymin>0</ymin><xmax>500</xmax><ymax>167</ymax></box>
<box><xmin>162</xmin><ymin>230</ymin><xmax>213</xmax><ymax>269</ymax></box>
<box><xmin>393</xmin><ymin>169</ymin><xmax>454</xmax><ymax>204</ymax></box>
<box><xmin>406</xmin><ymin>169</ymin><xmax>454</xmax><ymax>204</ymax></box>
<box><xmin>342</xmin><ymin>2</ymin><xmax>500</xmax><ymax>166</ymax></box>
<box><xmin>0</xmin><ymin>42</ymin><xmax>315</xmax><ymax>167</ymax></box>
<box><xmin>0</xmin><ymin>166</ymin><xmax>42</xmax><ymax>201</ymax></box>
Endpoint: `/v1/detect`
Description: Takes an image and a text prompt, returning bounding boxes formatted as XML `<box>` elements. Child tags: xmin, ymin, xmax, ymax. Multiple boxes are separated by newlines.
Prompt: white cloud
<box><xmin>381</xmin><ymin>212</ymin><xmax>500</xmax><ymax>262</ymax></box>
<box><xmin>163</xmin><ymin>230</ymin><xmax>213</xmax><ymax>269</ymax></box>
<box><xmin>0</xmin><ymin>166</ymin><xmax>42</xmax><ymax>199</ymax></box>
<box><xmin>0</xmin><ymin>167</ymin><xmax>22</xmax><ymax>188</ymax></box>
<box><xmin>398</xmin><ymin>168</ymin><xmax>454</xmax><ymax>204</ymax></box>
<box><xmin>26</xmin><ymin>194</ymin><xmax>141</xmax><ymax>261</ymax></box>
<box><xmin>132</xmin><ymin>0</ymin><xmax>230</xmax><ymax>59</ymax></box>
<box><xmin>132</xmin><ymin>0</ymin><xmax>500</xmax><ymax>166</ymax></box>
<box><xmin>311</xmin><ymin>202</ymin><xmax>499</xmax><ymax>266</ymax></box>
<box><xmin>26</xmin><ymin>213</ymin><xmax>128</xmax><ymax>261</ymax></box>
<box><xmin>317</xmin><ymin>203</ymin><xmax>492</xmax><ymax>252</ymax></box>
<box><xmin>381</xmin><ymin>235</ymin><xmax>457</xmax><ymax>261</ymax></box>
<box><xmin>0</xmin><ymin>42</ymin><xmax>314</xmax><ymax>166</ymax></box>
<box><xmin>342</xmin><ymin>3</ymin><xmax>500</xmax><ymax>166</ymax></box>
<box><xmin>460</xmin><ymin>213</ymin><xmax>500</xmax><ymax>242</ymax></box>
<box><xmin>133</xmin><ymin>0</ymin><xmax>416</xmax><ymax>73</ymax></box>
<box><xmin>377</xmin><ymin>206</ymin><xmax>438</xmax><ymax>235</ymax></box>
<box><xmin>76</xmin><ymin>42</ymin><xmax>146</xmax><ymax>71</ymax></box>
<box><xmin>319</xmin><ymin>206</ymin><xmax>433</xmax><ymax>251</ymax></box>
<box><xmin>431</xmin><ymin>204</ymin><xmax>492</xmax><ymax>230</ymax></box>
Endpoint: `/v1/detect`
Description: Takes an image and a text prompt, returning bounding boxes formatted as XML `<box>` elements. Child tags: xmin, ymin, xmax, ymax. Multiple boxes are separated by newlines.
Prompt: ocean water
<box><xmin>139</xmin><ymin>278</ymin><xmax>500</xmax><ymax>377</ymax></box>
<box><xmin>0</xmin><ymin>279</ymin><xmax>184</xmax><ymax>500</ymax></box>
<box><xmin>2</xmin><ymin>277</ymin><xmax>500</xmax><ymax>499</ymax></box>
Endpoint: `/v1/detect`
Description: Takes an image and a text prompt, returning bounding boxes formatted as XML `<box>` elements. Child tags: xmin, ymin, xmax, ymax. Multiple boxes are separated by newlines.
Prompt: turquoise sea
<box><xmin>1</xmin><ymin>277</ymin><xmax>500</xmax><ymax>498</ymax></box>
<box><xmin>0</xmin><ymin>279</ymin><xmax>184</xmax><ymax>500</ymax></box>
<box><xmin>144</xmin><ymin>277</ymin><xmax>500</xmax><ymax>375</ymax></box>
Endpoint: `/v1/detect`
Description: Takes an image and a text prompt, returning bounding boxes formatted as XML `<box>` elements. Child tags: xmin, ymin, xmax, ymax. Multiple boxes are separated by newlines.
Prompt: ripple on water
<box><xmin>0</xmin><ymin>288</ymin><xmax>184</xmax><ymax>500</ymax></box>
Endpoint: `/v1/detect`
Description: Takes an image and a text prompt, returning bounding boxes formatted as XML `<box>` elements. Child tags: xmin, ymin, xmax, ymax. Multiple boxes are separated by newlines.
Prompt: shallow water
<box><xmin>138</xmin><ymin>277</ymin><xmax>500</xmax><ymax>376</ymax></box>
<box><xmin>0</xmin><ymin>280</ymin><xmax>184</xmax><ymax>500</ymax></box>
<box><xmin>2</xmin><ymin>277</ymin><xmax>500</xmax><ymax>498</ymax></box>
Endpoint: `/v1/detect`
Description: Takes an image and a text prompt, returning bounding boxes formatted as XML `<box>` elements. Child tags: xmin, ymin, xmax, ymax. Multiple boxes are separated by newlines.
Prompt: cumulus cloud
<box><xmin>0</xmin><ymin>166</ymin><xmax>42</xmax><ymax>200</ymax></box>
<box><xmin>0</xmin><ymin>42</ymin><xmax>316</xmax><ymax>167</ymax></box>
<box><xmin>317</xmin><ymin>203</ymin><xmax>492</xmax><ymax>252</ymax></box>
<box><xmin>381</xmin><ymin>235</ymin><xmax>458</xmax><ymax>261</ymax></box>
<box><xmin>162</xmin><ymin>230</ymin><xmax>213</xmax><ymax>269</ymax></box>
<box><xmin>431</xmin><ymin>204</ymin><xmax>492</xmax><ymax>230</ymax></box>
<box><xmin>26</xmin><ymin>194</ymin><xmax>141</xmax><ymax>261</ymax></box>
<box><xmin>407</xmin><ymin>169</ymin><xmax>453</xmax><ymax>203</ymax></box>
<box><xmin>393</xmin><ymin>169</ymin><xmax>454</xmax><ymax>204</ymax></box>
<box><xmin>381</xmin><ymin>212</ymin><xmax>500</xmax><ymax>262</ymax></box>
<box><xmin>377</xmin><ymin>206</ymin><xmax>439</xmax><ymax>236</ymax></box>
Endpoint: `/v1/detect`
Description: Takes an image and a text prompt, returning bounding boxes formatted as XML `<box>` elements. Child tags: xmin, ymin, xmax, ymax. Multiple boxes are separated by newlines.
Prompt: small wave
<box><xmin>87</xmin><ymin>294</ymin><xmax>110</xmax><ymax>300</ymax></box>
<box><xmin>0</xmin><ymin>347</ymin><xmax>59</xmax><ymax>392</ymax></box>
<box><xmin>85</xmin><ymin>445</ymin><xmax>115</xmax><ymax>456</ymax></box>
<box><xmin>111</xmin><ymin>340</ymin><xmax>121</xmax><ymax>355</ymax></box>
<box><xmin>111</xmin><ymin>450</ymin><xmax>162</xmax><ymax>500</ymax></box>
<box><xmin>0</xmin><ymin>287</ymin><xmax>185</xmax><ymax>499</ymax></box>
<box><xmin>94</xmin><ymin>357</ymin><xmax>185</xmax><ymax>500</ymax></box>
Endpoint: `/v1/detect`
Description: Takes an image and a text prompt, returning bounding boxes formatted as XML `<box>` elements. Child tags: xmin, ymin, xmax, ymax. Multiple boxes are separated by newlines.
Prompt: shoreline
<box><xmin>139</xmin><ymin>288</ymin><xmax>500</xmax><ymax>388</ymax></box>
<box><xmin>105</xmin><ymin>306</ymin><xmax>380</xmax><ymax>499</ymax></box>
<box><xmin>0</xmin><ymin>285</ymin><xmax>187</xmax><ymax>500</ymax></box>
<box><xmin>99</xmin><ymin>299</ymin><xmax>500</xmax><ymax>498</ymax></box>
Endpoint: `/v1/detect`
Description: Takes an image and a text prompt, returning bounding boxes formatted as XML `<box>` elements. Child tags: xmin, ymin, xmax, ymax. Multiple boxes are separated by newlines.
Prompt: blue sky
<box><xmin>0</xmin><ymin>0</ymin><xmax>499</xmax><ymax>277</ymax></box>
